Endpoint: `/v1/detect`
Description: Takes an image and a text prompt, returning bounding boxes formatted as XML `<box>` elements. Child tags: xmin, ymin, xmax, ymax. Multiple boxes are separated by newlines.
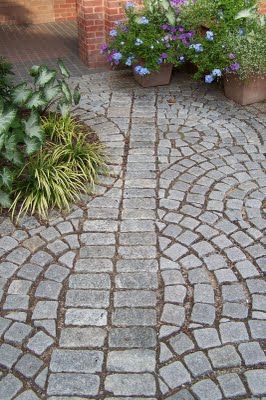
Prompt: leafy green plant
<box><xmin>178</xmin><ymin>0</ymin><xmax>266</xmax><ymax>82</ymax></box>
<box><xmin>0</xmin><ymin>57</ymin><xmax>14</xmax><ymax>101</ymax></box>
<box><xmin>0</xmin><ymin>59</ymin><xmax>80</xmax><ymax>209</ymax></box>
<box><xmin>10</xmin><ymin>114</ymin><xmax>106</xmax><ymax>219</ymax></box>
<box><xmin>101</xmin><ymin>1</ymin><xmax>193</xmax><ymax>74</ymax></box>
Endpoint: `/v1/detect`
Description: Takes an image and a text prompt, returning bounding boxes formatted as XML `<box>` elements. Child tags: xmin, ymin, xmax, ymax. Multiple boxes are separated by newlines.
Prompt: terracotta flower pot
<box><xmin>133</xmin><ymin>63</ymin><xmax>173</xmax><ymax>87</ymax></box>
<box><xmin>223</xmin><ymin>73</ymin><xmax>266</xmax><ymax>105</ymax></box>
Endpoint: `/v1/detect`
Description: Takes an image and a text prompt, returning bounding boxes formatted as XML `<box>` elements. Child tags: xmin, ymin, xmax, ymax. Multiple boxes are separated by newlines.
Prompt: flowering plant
<box><xmin>178</xmin><ymin>0</ymin><xmax>266</xmax><ymax>82</ymax></box>
<box><xmin>101</xmin><ymin>1</ymin><xmax>195</xmax><ymax>75</ymax></box>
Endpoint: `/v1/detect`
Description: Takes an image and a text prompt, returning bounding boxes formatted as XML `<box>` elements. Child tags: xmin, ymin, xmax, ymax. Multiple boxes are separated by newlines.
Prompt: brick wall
<box><xmin>0</xmin><ymin>0</ymin><xmax>77</xmax><ymax>25</ymax></box>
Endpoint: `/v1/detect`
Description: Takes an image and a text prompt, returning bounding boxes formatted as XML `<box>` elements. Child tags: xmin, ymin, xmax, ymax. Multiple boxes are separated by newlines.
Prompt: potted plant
<box><xmin>178</xmin><ymin>0</ymin><xmax>266</xmax><ymax>105</ymax></box>
<box><xmin>100</xmin><ymin>1</ymin><xmax>194</xmax><ymax>87</ymax></box>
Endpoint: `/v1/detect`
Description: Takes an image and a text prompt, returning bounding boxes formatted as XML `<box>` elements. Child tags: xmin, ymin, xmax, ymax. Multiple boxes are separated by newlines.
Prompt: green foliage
<box><xmin>0</xmin><ymin>59</ymin><xmax>81</xmax><ymax>210</ymax></box>
<box><xmin>178</xmin><ymin>0</ymin><xmax>266</xmax><ymax>81</ymax></box>
<box><xmin>0</xmin><ymin>57</ymin><xmax>14</xmax><ymax>101</ymax></box>
<box><xmin>11</xmin><ymin>115</ymin><xmax>106</xmax><ymax>219</ymax></box>
<box><xmin>103</xmin><ymin>2</ymin><xmax>184</xmax><ymax>72</ymax></box>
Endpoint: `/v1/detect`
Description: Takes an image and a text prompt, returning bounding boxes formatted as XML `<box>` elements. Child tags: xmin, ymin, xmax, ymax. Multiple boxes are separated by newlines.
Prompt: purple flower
<box><xmin>125</xmin><ymin>1</ymin><xmax>134</xmax><ymax>9</ymax></box>
<box><xmin>100</xmin><ymin>43</ymin><xmax>108</xmax><ymax>54</ymax></box>
<box><xmin>161</xmin><ymin>53</ymin><xmax>168</xmax><ymax>59</ymax></box>
<box><xmin>109</xmin><ymin>29</ymin><xmax>117</xmax><ymax>37</ymax></box>
<box><xmin>134</xmin><ymin>65</ymin><xmax>150</xmax><ymax>76</ymax></box>
<box><xmin>179</xmin><ymin>55</ymin><xmax>185</xmax><ymax>62</ymax></box>
<box><xmin>139</xmin><ymin>16</ymin><xmax>149</xmax><ymax>24</ymax></box>
<box><xmin>212</xmin><ymin>68</ymin><xmax>222</xmax><ymax>77</ymax></box>
<box><xmin>112</xmin><ymin>52</ymin><xmax>122</xmax><ymax>64</ymax></box>
<box><xmin>229</xmin><ymin>53</ymin><xmax>236</xmax><ymax>59</ymax></box>
<box><xmin>206</xmin><ymin>30</ymin><xmax>214</xmax><ymax>41</ymax></box>
<box><xmin>190</xmin><ymin>43</ymin><xmax>203</xmax><ymax>52</ymax></box>
<box><xmin>230</xmin><ymin>63</ymin><xmax>240</xmax><ymax>71</ymax></box>
<box><xmin>205</xmin><ymin>74</ymin><xmax>214</xmax><ymax>83</ymax></box>
<box><xmin>125</xmin><ymin>56</ymin><xmax>134</xmax><ymax>66</ymax></box>
<box><xmin>135</xmin><ymin>38</ymin><xmax>143</xmax><ymax>46</ymax></box>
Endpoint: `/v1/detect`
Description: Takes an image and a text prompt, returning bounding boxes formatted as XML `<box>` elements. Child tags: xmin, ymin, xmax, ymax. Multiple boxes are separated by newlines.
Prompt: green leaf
<box><xmin>0</xmin><ymin>108</ymin><xmax>17</xmax><ymax>134</ymax></box>
<box><xmin>43</xmin><ymin>81</ymin><xmax>60</xmax><ymax>102</ymax></box>
<box><xmin>35</xmin><ymin>66</ymin><xmax>56</xmax><ymax>87</ymax></box>
<box><xmin>235</xmin><ymin>6</ymin><xmax>256</xmax><ymax>20</ymax></box>
<box><xmin>0</xmin><ymin>132</ymin><xmax>5</xmax><ymax>150</ymax></box>
<box><xmin>0</xmin><ymin>167</ymin><xmax>14</xmax><ymax>189</ymax></box>
<box><xmin>26</xmin><ymin>92</ymin><xmax>46</xmax><ymax>109</ymax></box>
<box><xmin>58</xmin><ymin>59</ymin><xmax>70</xmax><ymax>78</ymax></box>
<box><xmin>23</xmin><ymin>111</ymin><xmax>44</xmax><ymax>141</ymax></box>
<box><xmin>24</xmin><ymin>137</ymin><xmax>42</xmax><ymax>155</ymax></box>
<box><xmin>30</xmin><ymin>65</ymin><xmax>40</xmax><ymax>77</ymax></box>
<box><xmin>73</xmin><ymin>84</ymin><xmax>81</xmax><ymax>105</ymax></box>
<box><xmin>59</xmin><ymin>102</ymin><xmax>70</xmax><ymax>118</ymax></box>
<box><xmin>0</xmin><ymin>189</ymin><xmax>12</xmax><ymax>208</ymax></box>
<box><xmin>61</xmin><ymin>81</ymin><xmax>72</xmax><ymax>103</ymax></box>
<box><xmin>166</xmin><ymin>9</ymin><xmax>176</xmax><ymax>25</ymax></box>
<box><xmin>12</xmin><ymin>83</ymin><xmax>32</xmax><ymax>106</ymax></box>
<box><xmin>4</xmin><ymin>146</ymin><xmax>24</xmax><ymax>166</ymax></box>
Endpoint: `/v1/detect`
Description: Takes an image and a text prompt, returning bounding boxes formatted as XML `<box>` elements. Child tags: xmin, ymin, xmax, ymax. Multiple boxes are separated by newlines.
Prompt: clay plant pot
<box><xmin>223</xmin><ymin>73</ymin><xmax>266</xmax><ymax>105</ymax></box>
<box><xmin>133</xmin><ymin>63</ymin><xmax>173</xmax><ymax>87</ymax></box>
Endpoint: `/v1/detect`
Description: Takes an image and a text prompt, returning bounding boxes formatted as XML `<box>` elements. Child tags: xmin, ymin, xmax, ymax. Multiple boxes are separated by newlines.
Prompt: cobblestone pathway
<box><xmin>0</xmin><ymin>71</ymin><xmax>266</xmax><ymax>399</ymax></box>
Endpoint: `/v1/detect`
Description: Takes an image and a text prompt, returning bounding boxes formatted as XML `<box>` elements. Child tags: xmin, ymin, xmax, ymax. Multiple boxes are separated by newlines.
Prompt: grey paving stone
<box><xmin>35</xmin><ymin>367</ymin><xmax>48</xmax><ymax>389</ymax></box>
<box><xmin>244</xmin><ymin>369</ymin><xmax>266</xmax><ymax>396</ymax></box>
<box><xmin>162</xmin><ymin>270</ymin><xmax>185</xmax><ymax>285</ymax></box>
<box><xmin>115</xmin><ymin>272</ymin><xmax>158</xmax><ymax>289</ymax></box>
<box><xmin>107</xmin><ymin>349</ymin><xmax>156</xmax><ymax>372</ymax></box>
<box><xmin>165</xmin><ymin>390</ymin><xmax>195</xmax><ymax>400</ymax></box>
<box><xmin>0</xmin><ymin>373</ymin><xmax>23</xmax><ymax>400</ymax></box>
<box><xmin>191</xmin><ymin>303</ymin><xmax>215</xmax><ymax>325</ymax></box>
<box><xmin>66</xmin><ymin>290</ymin><xmax>109</xmax><ymax>308</ymax></box>
<box><xmin>32</xmin><ymin>301</ymin><xmax>58</xmax><ymax>319</ymax></box>
<box><xmin>0</xmin><ymin>261</ymin><xmax>19</xmax><ymax>278</ymax></box>
<box><xmin>27</xmin><ymin>331</ymin><xmax>54</xmax><ymax>355</ymax></box>
<box><xmin>217</xmin><ymin>373</ymin><xmax>246</xmax><ymax>398</ymax></box>
<box><xmin>238</xmin><ymin>342</ymin><xmax>266</xmax><ymax>366</ymax></box>
<box><xmin>192</xmin><ymin>379</ymin><xmax>222</xmax><ymax>400</ymax></box>
<box><xmin>222</xmin><ymin>302</ymin><xmax>248</xmax><ymax>319</ymax></box>
<box><xmin>69</xmin><ymin>273</ymin><xmax>111</xmax><ymax>289</ymax></box>
<box><xmin>114</xmin><ymin>290</ymin><xmax>156</xmax><ymax>307</ymax></box>
<box><xmin>169</xmin><ymin>333</ymin><xmax>194</xmax><ymax>355</ymax></box>
<box><xmin>8</xmin><ymin>279</ymin><xmax>32</xmax><ymax>294</ymax></box>
<box><xmin>34</xmin><ymin>320</ymin><xmax>56</xmax><ymax>337</ymax></box>
<box><xmin>164</xmin><ymin>285</ymin><xmax>187</xmax><ymax>303</ymax></box>
<box><xmin>60</xmin><ymin>327</ymin><xmax>107</xmax><ymax>347</ymax></box>
<box><xmin>3</xmin><ymin>294</ymin><xmax>29</xmax><ymax>310</ymax></box>
<box><xmin>23</xmin><ymin>236</ymin><xmax>45</xmax><ymax>252</ymax></box>
<box><xmin>109</xmin><ymin>327</ymin><xmax>156</xmax><ymax>348</ymax></box>
<box><xmin>247</xmin><ymin>278</ymin><xmax>266</xmax><ymax>294</ymax></box>
<box><xmin>17</xmin><ymin>263</ymin><xmax>43</xmax><ymax>281</ymax></box>
<box><xmin>40</xmin><ymin>227</ymin><xmax>61</xmax><ymax>241</ymax></box>
<box><xmin>249</xmin><ymin>320</ymin><xmax>266</xmax><ymax>339</ymax></box>
<box><xmin>4</xmin><ymin>321</ymin><xmax>32</xmax><ymax>344</ymax></box>
<box><xmin>194</xmin><ymin>284</ymin><xmax>214</xmax><ymax>304</ymax></box>
<box><xmin>184</xmin><ymin>351</ymin><xmax>212</xmax><ymax>377</ymax></box>
<box><xmin>193</xmin><ymin>328</ymin><xmax>221</xmax><ymax>349</ymax></box>
<box><xmin>188</xmin><ymin>268</ymin><xmax>210</xmax><ymax>284</ymax></box>
<box><xmin>105</xmin><ymin>373</ymin><xmax>156</xmax><ymax>396</ymax></box>
<box><xmin>160</xmin><ymin>361</ymin><xmax>191</xmax><ymax>389</ymax></box>
<box><xmin>30</xmin><ymin>250</ymin><xmax>53</xmax><ymax>266</ymax></box>
<box><xmin>164</xmin><ymin>243</ymin><xmax>188</xmax><ymax>260</ymax></box>
<box><xmin>0</xmin><ymin>236</ymin><xmax>18</xmax><ymax>252</ymax></box>
<box><xmin>116</xmin><ymin>259</ymin><xmax>158</xmax><ymax>272</ymax></box>
<box><xmin>236</xmin><ymin>260</ymin><xmax>260</xmax><ymax>278</ymax></box>
<box><xmin>112</xmin><ymin>308</ymin><xmax>156</xmax><ymax>326</ymax></box>
<box><xmin>215</xmin><ymin>269</ymin><xmax>237</xmax><ymax>283</ymax></box>
<box><xmin>222</xmin><ymin>283</ymin><xmax>246</xmax><ymax>302</ymax></box>
<box><xmin>50</xmin><ymin>349</ymin><xmax>103</xmax><ymax>373</ymax></box>
<box><xmin>220</xmin><ymin>322</ymin><xmax>249</xmax><ymax>343</ymax></box>
<box><xmin>161</xmin><ymin>304</ymin><xmax>185</xmax><ymax>325</ymax></box>
<box><xmin>6</xmin><ymin>247</ymin><xmax>30</xmax><ymax>265</ymax></box>
<box><xmin>65</xmin><ymin>308</ymin><xmax>107</xmax><ymax>326</ymax></box>
<box><xmin>0</xmin><ymin>316</ymin><xmax>12</xmax><ymax>335</ymax></box>
<box><xmin>208</xmin><ymin>345</ymin><xmax>241</xmax><ymax>368</ymax></box>
<box><xmin>44</xmin><ymin>264</ymin><xmax>70</xmax><ymax>282</ymax></box>
<box><xmin>75</xmin><ymin>258</ymin><xmax>113</xmax><ymax>273</ymax></box>
<box><xmin>15</xmin><ymin>353</ymin><xmax>43</xmax><ymax>377</ymax></box>
<box><xmin>15</xmin><ymin>390</ymin><xmax>41</xmax><ymax>400</ymax></box>
<box><xmin>180</xmin><ymin>254</ymin><xmax>202</xmax><ymax>269</ymax></box>
<box><xmin>0</xmin><ymin>343</ymin><xmax>22</xmax><ymax>368</ymax></box>
<box><xmin>35</xmin><ymin>280</ymin><xmax>62</xmax><ymax>300</ymax></box>
<box><xmin>47</xmin><ymin>373</ymin><xmax>100</xmax><ymax>396</ymax></box>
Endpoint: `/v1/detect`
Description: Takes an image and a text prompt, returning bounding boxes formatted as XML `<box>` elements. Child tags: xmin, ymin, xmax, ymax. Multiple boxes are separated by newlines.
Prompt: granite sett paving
<box><xmin>0</xmin><ymin>70</ymin><xmax>265</xmax><ymax>398</ymax></box>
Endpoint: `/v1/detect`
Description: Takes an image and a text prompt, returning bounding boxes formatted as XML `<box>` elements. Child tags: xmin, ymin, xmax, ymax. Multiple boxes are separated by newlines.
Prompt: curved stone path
<box><xmin>0</xmin><ymin>71</ymin><xmax>265</xmax><ymax>399</ymax></box>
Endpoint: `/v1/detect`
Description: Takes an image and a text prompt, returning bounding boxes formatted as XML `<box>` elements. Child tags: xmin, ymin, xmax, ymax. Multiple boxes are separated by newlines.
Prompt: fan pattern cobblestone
<box><xmin>0</xmin><ymin>71</ymin><xmax>265</xmax><ymax>399</ymax></box>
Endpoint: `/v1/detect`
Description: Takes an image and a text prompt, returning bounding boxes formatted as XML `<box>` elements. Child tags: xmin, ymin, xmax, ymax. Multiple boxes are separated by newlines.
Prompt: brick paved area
<box><xmin>0</xmin><ymin>21</ymin><xmax>96</xmax><ymax>81</ymax></box>
<box><xmin>0</xmin><ymin>71</ymin><xmax>265</xmax><ymax>399</ymax></box>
